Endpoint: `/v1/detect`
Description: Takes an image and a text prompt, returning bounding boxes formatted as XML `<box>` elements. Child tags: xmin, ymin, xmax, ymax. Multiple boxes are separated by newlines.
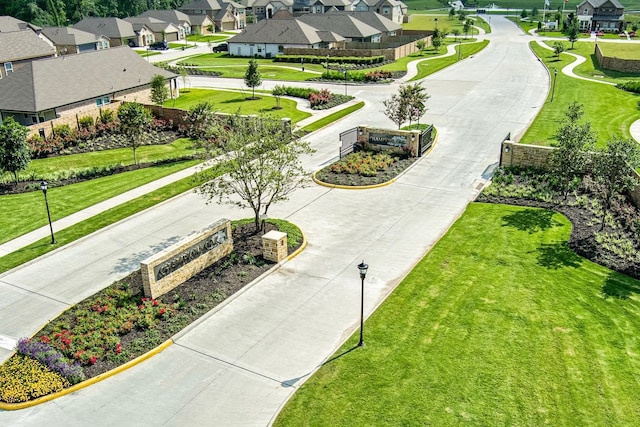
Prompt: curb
<box><xmin>0</xmin><ymin>339</ymin><xmax>173</xmax><ymax>411</ymax></box>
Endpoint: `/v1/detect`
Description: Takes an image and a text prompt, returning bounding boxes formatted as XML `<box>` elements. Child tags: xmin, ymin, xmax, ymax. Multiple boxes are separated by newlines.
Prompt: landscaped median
<box><xmin>0</xmin><ymin>219</ymin><xmax>305</xmax><ymax>408</ymax></box>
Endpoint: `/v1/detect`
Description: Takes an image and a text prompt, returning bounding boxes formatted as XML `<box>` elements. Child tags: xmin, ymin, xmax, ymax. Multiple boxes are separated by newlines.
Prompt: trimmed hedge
<box><xmin>617</xmin><ymin>81</ymin><xmax>640</xmax><ymax>93</ymax></box>
<box><xmin>274</xmin><ymin>54</ymin><xmax>385</xmax><ymax>65</ymax></box>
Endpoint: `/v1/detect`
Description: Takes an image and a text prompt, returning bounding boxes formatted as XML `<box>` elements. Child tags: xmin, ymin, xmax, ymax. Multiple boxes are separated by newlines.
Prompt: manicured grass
<box><xmin>519</xmin><ymin>42</ymin><xmax>640</xmax><ymax>146</ymax></box>
<box><xmin>275</xmin><ymin>202</ymin><xmax>640</xmax><ymax>426</ymax></box>
<box><xmin>0</xmin><ymin>162</ymin><xmax>229</xmax><ymax>273</ymax></box>
<box><xmin>403</xmin><ymin>14</ymin><xmax>478</xmax><ymax>36</ymax></box>
<box><xmin>179</xmin><ymin>55</ymin><xmax>325</xmax><ymax>80</ymax></box>
<box><xmin>169</xmin><ymin>42</ymin><xmax>197</xmax><ymax>50</ymax></box>
<box><xmin>136</xmin><ymin>50</ymin><xmax>161</xmax><ymax>57</ymax></box>
<box><xmin>569</xmin><ymin>42</ymin><xmax>640</xmax><ymax>82</ymax></box>
<box><xmin>15</xmin><ymin>138</ymin><xmax>199</xmax><ymax>180</ymax></box>
<box><xmin>411</xmin><ymin>40</ymin><xmax>490</xmax><ymax>81</ymax></box>
<box><xmin>597</xmin><ymin>42</ymin><xmax>640</xmax><ymax>60</ymax></box>
<box><xmin>300</xmin><ymin>101</ymin><xmax>365</xmax><ymax>133</ymax></box>
<box><xmin>186</xmin><ymin>34</ymin><xmax>229</xmax><ymax>43</ymax></box>
<box><xmin>0</xmin><ymin>159</ymin><xmax>200</xmax><ymax>246</ymax></box>
<box><xmin>164</xmin><ymin>88</ymin><xmax>311</xmax><ymax>123</ymax></box>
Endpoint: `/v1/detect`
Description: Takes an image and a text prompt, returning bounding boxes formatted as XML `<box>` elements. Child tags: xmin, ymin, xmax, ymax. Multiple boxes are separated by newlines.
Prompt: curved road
<box><xmin>0</xmin><ymin>16</ymin><xmax>548</xmax><ymax>426</ymax></box>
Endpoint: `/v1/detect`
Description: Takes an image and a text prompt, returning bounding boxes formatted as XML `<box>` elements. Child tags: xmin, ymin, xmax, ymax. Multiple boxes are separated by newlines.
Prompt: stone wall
<box><xmin>356</xmin><ymin>125</ymin><xmax>420</xmax><ymax>156</ymax></box>
<box><xmin>141</xmin><ymin>219</ymin><xmax>233</xmax><ymax>299</ymax></box>
<box><xmin>500</xmin><ymin>140</ymin><xmax>640</xmax><ymax>206</ymax></box>
<box><xmin>595</xmin><ymin>43</ymin><xmax>640</xmax><ymax>73</ymax></box>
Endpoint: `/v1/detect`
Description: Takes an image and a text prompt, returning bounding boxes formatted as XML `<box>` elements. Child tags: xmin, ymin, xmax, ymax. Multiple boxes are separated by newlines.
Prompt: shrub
<box><xmin>78</xmin><ymin>116</ymin><xmax>94</xmax><ymax>129</ymax></box>
<box><xmin>0</xmin><ymin>355</ymin><xmax>70</xmax><ymax>403</ymax></box>
<box><xmin>28</xmin><ymin>134</ymin><xmax>63</xmax><ymax>158</ymax></box>
<box><xmin>616</xmin><ymin>81</ymin><xmax>640</xmax><ymax>94</ymax></box>
<box><xmin>309</xmin><ymin>89</ymin><xmax>332</xmax><ymax>107</ymax></box>
<box><xmin>53</xmin><ymin>124</ymin><xmax>73</xmax><ymax>139</ymax></box>
<box><xmin>15</xmin><ymin>337</ymin><xmax>85</xmax><ymax>384</ymax></box>
<box><xmin>329</xmin><ymin>151</ymin><xmax>395</xmax><ymax>177</ymax></box>
<box><xmin>99</xmin><ymin>109</ymin><xmax>115</xmax><ymax>124</ymax></box>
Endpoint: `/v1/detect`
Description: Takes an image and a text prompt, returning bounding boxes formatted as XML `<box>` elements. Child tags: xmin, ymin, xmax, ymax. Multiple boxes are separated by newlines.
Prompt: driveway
<box><xmin>0</xmin><ymin>16</ymin><xmax>548</xmax><ymax>426</ymax></box>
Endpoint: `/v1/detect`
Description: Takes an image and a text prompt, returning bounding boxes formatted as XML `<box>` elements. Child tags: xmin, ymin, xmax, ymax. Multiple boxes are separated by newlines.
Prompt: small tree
<box><xmin>272</xmin><ymin>85</ymin><xmax>286</xmax><ymax>109</ymax></box>
<box><xmin>150</xmin><ymin>74</ymin><xmax>169</xmax><ymax>107</ymax></box>
<box><xmin>179</xmin><ymin>66</ymin><xmax>189</xmax><ymax>92</ymax></box>
<box><xmin>567</xmin><ymin>22</ymin><xmax>579</xmax><ymax>48</ymax></box>
<box><xmin>431</xmin><ymin>36</ymin><xmax>442</xmax><ymax>53</ymax></box>
<box><xmin>244</xmin><ymin>59</ymin><xmax>262</xmax><ymax>100</ymax></box>
<box><xmin>416</xmin><ymin>39</ymin><xmax>426</xmax><ymax>54</ymax></box>
<box><xmin>521</xmin><ymin>9</ymin><xmax>528</xmax><ymax>19</ymax></box>
<box><xmin>383</xmin><ymin>94</ymin><xmax>408</xmax><ymax>129</ymax></box>
<box><xmin>553</xmin><ymin>41</ymin><xmax>565</xmax><ymax>58</ymax></box>
<box><xmin>591</xmin><ymin>138</ymin><xmax>640</xmax><ymax>229</ymax></box>
<box><xmin>463</xmin><ymin>19</ymin><xmax>473</xmax><ymax>38</ymax></box>
<box><xmin>117</xmin><ymin>102</ymin><xmax>151</xmax><ymax>166</ymax></box>
<box><xmin>451</xmin><ymin>28</ymin><xmax>460</xmax><ymax>41</ymax></box>
<box><xmin>449</xmin><ymin>7</ymin><xmax>455</xmax><ymax>19</ymax></box>
<box><xmin>551</xmin><ymin>102</ymin><xmax>596</xmax><ymax>199</ymax></box>
<box><xmin>399</xmin><ymin>82</ymin><xmax>430</xmax><ymax>126</ymax></box>
<box><xmin>182</xmin><ymin>101</ymin><xmax>217</xmax><ymax>143</ymax></box>
<box><xmin>458</xmin><ymin>9</ymin><xmax>466</xmax><ymax>21</ymax></box>
<box><xmin>198</xmin><ymin>116</ymin><xmax>314</xmax><ymax>231</ymax></box>
<box><xmin>0</xmin><ymin>117</ymin><xmax>30</xmax><ymax>182</ymax></box>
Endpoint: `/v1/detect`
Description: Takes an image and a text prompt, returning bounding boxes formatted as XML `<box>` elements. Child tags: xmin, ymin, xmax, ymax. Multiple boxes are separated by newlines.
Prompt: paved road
<box><xmin>0</xmin><ymin>16</ymin><xmax>548</xmax><ymax>426</ymax></box>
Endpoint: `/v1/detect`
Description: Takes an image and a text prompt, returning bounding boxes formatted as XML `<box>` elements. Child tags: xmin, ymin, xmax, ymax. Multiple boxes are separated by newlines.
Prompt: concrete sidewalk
<box><xmin>0</xmin><ymin>16</ymin><xmax>549</xmax><ymax>426</ymax></box>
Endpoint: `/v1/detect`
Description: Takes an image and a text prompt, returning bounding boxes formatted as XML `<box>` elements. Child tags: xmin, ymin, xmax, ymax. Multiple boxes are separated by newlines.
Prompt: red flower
<box><xmin>159</xmin><ymin>308</ymin><xmax>166</xmax><ymax>315</ymax></box>
<box><xmin>115</xmin><ymin>343</ymin><xmax>122</xmax><ymax>354</ymax></box>
<box><xmin>152</xmin><ymin>300</ymin><xmax>158</xmax><ymax>306</ymax></box>
<box><xmin>90</xmin><ymin>356</ymin><xmax>97</xmax><ymax>365</ymax></box>
<box><xmin>40</xmin><ymin>336</ymin><xmax>51</xmax><ymax>343</ymax></box>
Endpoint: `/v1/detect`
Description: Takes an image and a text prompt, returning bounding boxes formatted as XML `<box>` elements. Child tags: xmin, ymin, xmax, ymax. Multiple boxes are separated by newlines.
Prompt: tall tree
<box><xmin>591</xmin><ymin>138</ymin><xmax>640</xmax><ymax>229</ymax></box>
<box><xmin>0</xmin><ymin>117</ymin><xmax>30</xmax><ymax>183</ymax></box>
<box><xmin>198</xmin><ymin>116</ymin><xmax>314</xmax><ymax>231</ymax></box>
<box><xmin>117</xmin><ymin>102</ymin><xmax>151</xmax><ymax>166</ymax></box>
<box><xmin>567</xmin><ymin>22</ymin><xmax>579</xmax><ymax>49</ymax></box>
<box><xmin>150</xmin><ymin>74</ymin><xmax>169</xmax><ymax>107</ymax></box>
<box><xmin>244</xmin><ymin>59</ymin><xmax>262</xmax><ymax>100</ymax></box>
<box><xmin>551</xmin><ymin>102</ymin><xmax>596</xmax><ymax>199</ymax></box>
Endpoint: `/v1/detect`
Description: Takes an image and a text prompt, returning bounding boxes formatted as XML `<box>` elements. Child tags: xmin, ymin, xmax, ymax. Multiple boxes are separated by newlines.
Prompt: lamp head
<box><xmin>357</xmin><ymin>260</ymin><xmax>368</xmax><ymax>278</ymax></box>
<box><xmin>40</xmin><ymin>180</ymin><xmax>47</xmax><ymax>192</ymax></box>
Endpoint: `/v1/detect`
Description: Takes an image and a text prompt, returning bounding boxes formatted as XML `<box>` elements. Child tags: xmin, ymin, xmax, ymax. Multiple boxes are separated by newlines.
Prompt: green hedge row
<box><xmin>617</xmin><ymin>81</ymin><xmax>640</xmax><ymax>93</ymax></box>
<box><xmin>274</xmin><ymin>55</ymin><xmax>385</xmax><ymax>65</ymax></box>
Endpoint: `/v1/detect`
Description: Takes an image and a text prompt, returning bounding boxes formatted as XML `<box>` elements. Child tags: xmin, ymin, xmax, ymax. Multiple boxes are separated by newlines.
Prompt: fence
<box><xmin>418</xmin><ymin>125</ymin><xmax>434</xmax><ymax>157</ymax></box>
<box><xmin>339</xmin><ymin>127</ymin><xmax>358</xmax><ymax>158</ymax></box>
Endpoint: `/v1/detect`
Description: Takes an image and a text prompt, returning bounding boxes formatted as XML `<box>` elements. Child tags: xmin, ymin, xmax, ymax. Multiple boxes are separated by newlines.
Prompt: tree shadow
<box><xmin>601</xmin><ymin>271</ymin><xmax>640</xmax><ymax>300</ymax></box>
<box><xmin>501</xmin><ymin>209</ymin><xmax>560</xmax><ymax>234</ymax></box>
<box><xmin>279</xmin><ymin>346</ymin><xmax>359</xmax><ymax>388</ymax></box>
<box><xmin>110</xmin><ymin>234</ymin><xmax>186</xmax><ymax>274</ymax></box>
<box><xmin>537</xmin><ymin>242</ymin><xmax>583</xmax><ymax>269</ymax></box>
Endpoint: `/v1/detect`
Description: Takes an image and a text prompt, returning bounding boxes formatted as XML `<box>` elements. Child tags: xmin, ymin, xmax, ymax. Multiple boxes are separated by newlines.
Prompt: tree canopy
<box><xmin>0</xmin><ymin>117</ymin><xmax>30</xmax><ymax>183</ymax></box>
<box><xmin>117</xmin><ymin>102</ymin><xmax>152</xmax><ymax>166</ymax></box>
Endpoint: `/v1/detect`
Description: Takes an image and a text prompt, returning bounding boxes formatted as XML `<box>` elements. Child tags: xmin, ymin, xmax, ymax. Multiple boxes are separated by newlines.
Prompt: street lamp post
<box><xmin>326</xmin><ymin>54</ymin><xmax>329</xmax><ymax>73</ymax></box>
<box><xmin>458</xmin><ymin>39</ymin><xmax>462</xmax><ymax>60</ymax></box>
<box><xmin>40</xmin><ymin>181</ymin><xmax>56</xmax><ymax>244</ymax></box>
<box><xmin>343</xmin><ymin>69</ymin><xmax>348</xmax><ymax>96</ymax></box>
<box><xmin>357</xmin><ymin>260</ymin><xmax>368</xmax><ymax>347</ymax></box>
<box><xmin>434</xmin><ymin>18</ymin><xmax>438</xmax><ymax>30</ymax></box>
<box><xmin>551</xmin><ymin>69</ymin><xmax>558</xmax><ymax>102</ymax></box>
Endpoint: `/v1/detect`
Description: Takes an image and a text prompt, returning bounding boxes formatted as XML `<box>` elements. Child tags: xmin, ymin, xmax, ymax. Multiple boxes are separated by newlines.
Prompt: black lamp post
<box><xmin>357</xmin><ymin>260</ymin><xmax>368</xmax><ymax>347</ymax></box>
<box><xmin>343</xmin><ymin>69</ymin><xmax>348</xmax><ymax>96</ymax></box>
<box><xmin>40</xmin><ymin>180</ymin><xmax>56</xmax><ymax>244</ymax></box>
<box><xmin>434</xmin><ymin>18</ymin><xmax>438</xmax><ymax>30</ymax></box>
<box><xmin>326</xmin><ymin>54</ymin><xmax>329</xmax><ymax>72</ymax></box>
<box><xmin>551</xmin><ymin>69</ymin><xmax>558</xmax><ymax>102</ymax></box>
<box><xmin>458</xmin><ymin>39</ymin><xmax>462</xmax><ymax>61</ymax></box>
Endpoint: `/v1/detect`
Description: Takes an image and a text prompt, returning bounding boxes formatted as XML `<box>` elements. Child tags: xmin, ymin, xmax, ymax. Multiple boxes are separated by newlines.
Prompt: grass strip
<box><xmin>300</xmin><ymin>102</ymin><xmax>365</xmax><ymax>133</ymax></box>
<box><xmin>411</xmin><ymin>40</ymin><xmax>490</xmax><ymax>81</ymax></box>
<box><xmin>0</xmin><ymin>162</ymin><xmax>230</xmax><ymax>274</ymax></box>
<box><xmin>275</xmin><ymin>202</ymin><xmax>640</xmax><ymax>426</ymax></box>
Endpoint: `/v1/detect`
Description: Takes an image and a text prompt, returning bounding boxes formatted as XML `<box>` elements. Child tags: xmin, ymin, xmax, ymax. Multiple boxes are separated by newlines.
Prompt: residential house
<box><xmin>350</xmin><ymin>0</ymin><xmax>407</xmax><ymax>25</ymax></box>
<box><xmin>304</xmin><ymin>0</ymin><xmax>352</xmax><ymax>14</ymax></box>
<box><xmin>180</xmin><ymin>0</ymin><xmax>247</xmax><ymax>31</ymax></box>
<box><xmin>0</xmin><ymin>15</ymin><xmax>42</xmax><ymax>33</ymax></box>
<box><xmin>125</xmin><ymin>17</ymin><xmax>182</xmax><ymax>42</ymax></box>
<box><xmin>576</xmin><ymin>0</ymin><xmax>624</xmax><ymax>32</ymax></box>
<box><xmin>73</xmin><ymin>17</ymin><xmax>153</xmax><ymax>47</ymax></box>
<box><xmin>0</xmin><ymin>29</ymin><xmax>55</xmax><ymax>79</ymax></box>
<box><xmin>240</xmin><ymin>0</ymin><xmax>294</xmax><ymax>22</ymax></box>
<box><xmin>227</xmin><ymin>18</ymin><xmax>344</xmax><ymax>56</ymax></box>
<box><xmin>297</xmin><ymin>13</ymin><xmax>382</xmax><ymax>41</ymax></box>
<box><xmin>336</xmin><ymin>10</ymin><xmax>401</xmax><ymax>35</ymax></box>
<box><xmin>41</xmin><ymin>27</ymin><xmax>110</xmax><ymax>55</ymax></box>
<box><xmin>187</xmin><ymin>14</ymin><xmax>216</xmax><ymax>34</ymax></box>
<box><xmin>136</xmin><ymin>9</ymin><xmax>192</xmax><ymax>37</ymax></box>
<box><xmin>0</xmin><ymin>47</ymin><xmax>177</xmax><ymax>128</ymax></box>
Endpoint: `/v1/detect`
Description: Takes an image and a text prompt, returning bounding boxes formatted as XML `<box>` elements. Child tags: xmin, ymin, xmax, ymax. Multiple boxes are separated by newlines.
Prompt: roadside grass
<box><xmin>164</xmin><ymin>88</ymin><xmax>311</xmax><ymax>123</ymax></box>
<box><xmin>403</xmin><ymin>14</ymin><xmax>479</xmax><ymax>36</ymax></box>
<box><xmin>0</xmin><ymin>161</ymin><xmax>229</xmax><ymax>274</ymax></box>
<box><xmin>186</xmin><ymin>34</ymin><xmax>229</xmax><ymax>43</ymax></box>
<box><xmin>519</xmin><ymin>42</ymin><xmax>640</xmax><ymax>146</ymax></box>
<box><xmin>411</xmin><ymin>40</ymin><xmax>490</xmax><ymax>80</ymax></box>
<box><xmin>12</xmin><ymin>138</ymin><xmax>199</xmax><ymax>180</ymax></box>
<box><xmin>136</xmin><ymin>50</ymin><xmax>161</xmax><ymax>57</ymax></box>
<box><xmin>169</xmin><ymin>42</ymin><xmax>197</xmax><ymax>50</ymax></box>
<box><xmin>0</xmin><ymin>159</ymin><xmax>200</xmax><ymax>246</ymax></box>
<box><xmin>300</xmin><ymin>101</ymin><xmax>365</xmax><ymax>133</ymax></box>
<box><xmin>274</xmin><ymin>202</ymin><xmax>640</xmax><ymax>427</ymax></box>
<box><xmin>402</xmin><ymin>0</ymin><xmax>444</xmax><ymax>11</ymax></box>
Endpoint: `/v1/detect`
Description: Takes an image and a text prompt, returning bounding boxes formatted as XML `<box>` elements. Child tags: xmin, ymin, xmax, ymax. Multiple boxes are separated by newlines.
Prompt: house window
<box><xmin>383</xmin><ymin>7</ymin><xmax>390</xmax><ymax>14</ymax></box>
<box><xmin>96</xmin><ymin>97</ymin><xmax>110</xmax><ymax>106</ymax></box>
<box><xmin>278</xmin><ymin>45</ymin><xmax>284</xmax><ymax>53</ymax></box>
<box><xmin>4</xmin><ymin>62</ymin><xmax>13</xmax><ymax>74</ymax></box>
<box><xmin>584</xmin><ymin>8</ymin><xmax>588</xmax><ymax>14</ymax></box>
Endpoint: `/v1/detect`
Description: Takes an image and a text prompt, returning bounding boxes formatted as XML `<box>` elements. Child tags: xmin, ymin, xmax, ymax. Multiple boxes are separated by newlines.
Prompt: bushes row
<box><xmin>321</xmin><ymin>69</ymin><xmax>395</xmax><ymax>82</ymax></box>
<box><xmin>274</xmin><ymin>55</ymin><xmax>385</xmax><ymax>65</ymax></box>
<box><xmin>617</xmin><ymin>81</ymin><xmax>640</xmax><ymax>94</ymax></box>
<box><xmin>273</xmin><ymin>85</ymin><xmax>354</xmax><ymax>110</ymax></box>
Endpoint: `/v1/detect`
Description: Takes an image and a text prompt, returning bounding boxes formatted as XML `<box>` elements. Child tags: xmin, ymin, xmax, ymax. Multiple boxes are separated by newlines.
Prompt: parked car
<box><xmin>149</xmin><ymin>41</ymin><xmax>169</xmax><ymax>50</ymax></box>
<box><xmin>212</xmin><ymin>43</ymin><xmax>228</xmax><ymax>53</ymax></box>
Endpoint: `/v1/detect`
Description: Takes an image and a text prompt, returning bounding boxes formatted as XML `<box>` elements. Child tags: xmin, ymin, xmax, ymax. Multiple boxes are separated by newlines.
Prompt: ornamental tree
<box><xmin>0</xmin><ymin>117</ymin><xmax>30</xmax><ymax>182</ymax></box>
<box><xmin>150</xmin><ymin>74</ymin><xmax>169</xmax><ymax>106</ymax></box>
<box><xmin>182</xmin><ymin>101</ymin><xmax>217</xmax><ymax>143</ymax></box>
<box><xmin>117</xmin><ymin>102</ymin><xmax>152</xmax><ymax>166</ymax></box>
<box><xmin>244</xmin><ymin>59</ymin><xmax>262</xmax><ymax>100</ymax></box>
<box><xmin>198</xmin><ymin>116</ymin><xmax>314</xmax><ymax>231</ymax></box>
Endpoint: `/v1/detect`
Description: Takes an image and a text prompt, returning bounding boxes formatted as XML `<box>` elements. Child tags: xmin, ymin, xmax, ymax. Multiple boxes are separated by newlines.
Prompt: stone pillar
<box><xmin>262</xmin><ymin>230</ymin><xmax>288</xmax><ymax>263</ymax></box>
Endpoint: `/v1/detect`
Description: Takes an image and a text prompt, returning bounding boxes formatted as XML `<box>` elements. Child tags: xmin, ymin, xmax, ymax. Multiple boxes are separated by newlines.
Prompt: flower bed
<box><xmin>0</xmin><ymin>220</ymin><xmax>302</xmax><ymax>404</ymax></box>
<box><xmin>315</xmin><ymin>151</ymin><xmax>417</xmax><ymax>187</ymax></box>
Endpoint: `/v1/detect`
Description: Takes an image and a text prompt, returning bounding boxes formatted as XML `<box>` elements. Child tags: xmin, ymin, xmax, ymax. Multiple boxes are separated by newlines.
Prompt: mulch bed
<box><xmin>315</xmin><ymin>157</ymin><xmax>418</xmax><ymax>186</ymax></box>
<box><xmin>35</xmin><ymin>222</ymin><xmax>301</xmax><ymax>380</ymax></box>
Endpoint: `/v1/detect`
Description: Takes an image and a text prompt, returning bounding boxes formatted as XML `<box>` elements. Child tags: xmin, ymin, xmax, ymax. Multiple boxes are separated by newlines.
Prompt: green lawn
<box><xmin>164</xmin><ymin>88</ymin><xmax>311</xmax><ymax>123</ymax></box>
<box><xmin>0</xmin><ymin>159</ymin><xmax>200</xmax><ymax>245</ymax></box>
<box><xmin>186</xmin><ymin>34</ymin><xmax>229</xmax><ymax>43</ymax></box>
<box><xmin>411</xmin><ymin>40</ymin><xmax>490</xmax><ymax>80</ymax></box>
<box><xmin>570</xmin><ymin>42</ymin><xmax>640</xmax><ymax>82</ymax></box>
<box><xmin>136</xmin><ymin>50</ymin><xmax>161</xmax><ymax>58</ymax></box>
<box><xmin>403</xmin><ymin>14</ymin><xmax>479</xmax><ymax>36</ymax></box>
<box><xmin>6</xmin><ymin>138</ymin><xmax>199</xmax><ymax>182</ymax></box>
<box><xmin>169</xmin><ymin>42</ymin><xmax>198</xmax><ymax>50</ymax></box>
<box><xmin>301</xmin><ymin>101</ymin><xmax>364</xmax><ymax>133</ymax></box>
<box><xmin>598</xmin><ymin>42</ymin><xmax>640</xmax><ymax>60</ymax></box>
<box><xmin>519</xmin><ymin>42</ymin><xmax>640</xmax><ymax>146</ymax></box>
<box><xmin>275</xmin><ymin>202</ymin><xmax>640</xmax><ymax>426</ymax></box>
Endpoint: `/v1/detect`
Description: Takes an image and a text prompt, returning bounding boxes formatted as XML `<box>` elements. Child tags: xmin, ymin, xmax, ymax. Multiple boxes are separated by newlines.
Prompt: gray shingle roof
<box><xmin>124</xmin><ymin>17</ymin><xmax>179</xmax><ymax>34</ymax></box>
<box><xmin>583</xmin><ymin>0</ymin><xmax>624</xmax><ymax>8</ymax></box>
<box><xmin>41</xmin><ymin>27</ymin><xmax>103</xmax><ymax>46</ymax></box>
<box><xmin>229</xmin><ymin>18</ymin><xmax>344</xmax><ymax>44</ymax></box>
<box><xmin>0</xmin><ymin>30</ymin><xmax>55</xmax><ymax>62</ymax></box>
<box><xmin>136</xmin><ymin>9</ymin><xmax>192</xmax><ymax>26</ymax></box>
<box><xmin>0</xmin><ymin>47</ymin><xmax>175</xmax><ymax>113</ymax></box>
<box><xmin>314</xmin><ymin>0</ymin><xmax>351</xmax><ymax>6</ymax></box>
<box><xmin>180</xmin><ymin>0</ymin><xmax>223</xmax><ymax>10</ymax></box>
<box><xmin>187</xmin><ymin>14</ymin><xmax>214</xmax><ymax>25</ymax></box>
<box><xmin>297</xmin><ymin>13</ymin><xmax>380</xmax><ymax>38</ymax></box>
<box><xmin>334</xmin><ymin>11</ymin><xmax>401</xmax><ymax>33</ymax></box>
<box><xmin>0</xmin><ymin>15</ymin><xmax>41</xmax><ymax>32</ymax></box>
<box><xmin>240</xmin><ymin>0</ymin><xmax>294</xmax><ymax>7</ymax></box>
<box><xmin>73</xmin><ymin>17</ymin><xmax>137</xmax><ymax>39</ymax></box>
